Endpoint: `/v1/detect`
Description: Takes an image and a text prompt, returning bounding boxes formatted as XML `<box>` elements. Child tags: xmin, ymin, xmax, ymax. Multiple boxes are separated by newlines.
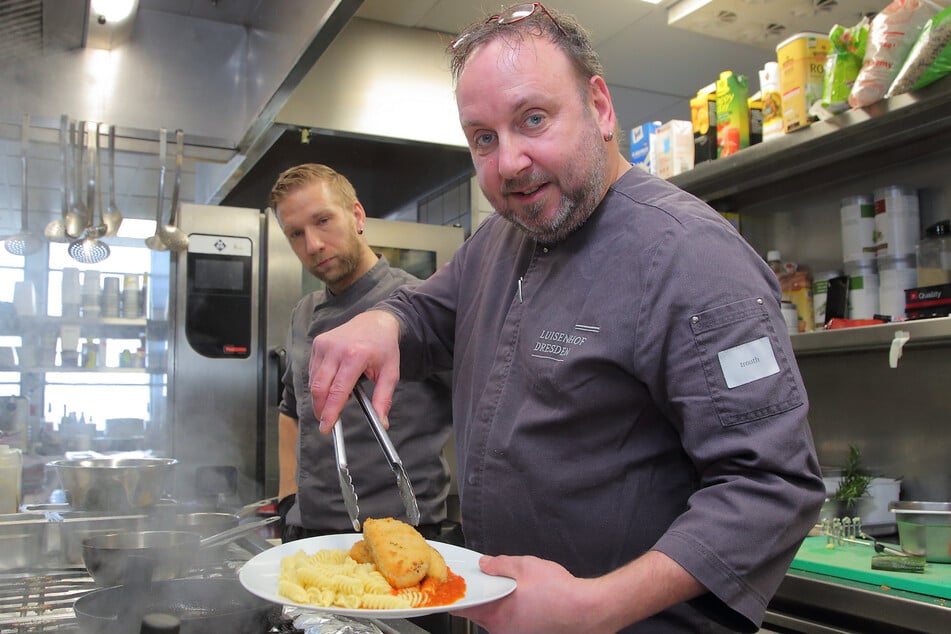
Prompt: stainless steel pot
<box><xmin>81</xmin><ymin>516</ymin><xmax>279</xmax><ymax>586</ymax></box>
<box><xmin>48</xmin><ymin>457</ymin><xmax>176</xmax><ymax>511</ymax></box>
<box><xmin>890</xmin><ymin>500</ymin><xmax>951</xmax><ymax>563</ymax></box>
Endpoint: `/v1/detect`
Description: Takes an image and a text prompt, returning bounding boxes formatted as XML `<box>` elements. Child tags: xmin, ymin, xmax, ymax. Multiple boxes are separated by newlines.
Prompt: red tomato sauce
<box><xmin>420</xmin><ymin>568</ymin><xmax>466</xmax><ymax>606</ymax></box>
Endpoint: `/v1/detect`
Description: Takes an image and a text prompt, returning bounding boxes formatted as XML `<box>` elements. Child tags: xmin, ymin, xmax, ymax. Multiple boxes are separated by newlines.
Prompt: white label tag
<box><xmin>717</xmin><ymin>336</ymin><xmax>780</xmax><ymax>388</ymax></box>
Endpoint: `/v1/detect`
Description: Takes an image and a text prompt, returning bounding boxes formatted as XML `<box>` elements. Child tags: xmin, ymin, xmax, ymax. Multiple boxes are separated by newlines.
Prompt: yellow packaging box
<box><xmin>776</xmin><ymin>32</ymin><xmax>831</xmax><ymax>133</ymax></box>
<box><xmin>690</xmin><ymin>82</ymin><xmax>717</xmax><ymax>164</ymax></box>
<box><xmin>715</xmin><ymin>70</ymin><xmax>749</xmax><ymax>158</ymax></box>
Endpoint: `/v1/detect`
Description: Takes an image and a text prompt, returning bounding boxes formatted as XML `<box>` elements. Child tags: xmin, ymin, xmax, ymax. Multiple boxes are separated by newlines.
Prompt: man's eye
<box><xmin>525</xmin><ymin>113</ymin><xmax>544</xmax><ymax>128</ymax></box>
<box><xmin>289</xmin><ymin>230</ymin><xmax>304</xmax><ymax>239</ymax></box>
<box><xmin>473</xmin><ymin>132</ymin><xmax>496</xmax><ymax>148</ymax></box>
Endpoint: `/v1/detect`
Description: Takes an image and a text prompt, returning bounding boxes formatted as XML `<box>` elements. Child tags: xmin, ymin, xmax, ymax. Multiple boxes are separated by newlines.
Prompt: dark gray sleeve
<box><xmin>637</xmin><ymin>214</ymin><xmax>825</xmax><ymax>628</ymax></box>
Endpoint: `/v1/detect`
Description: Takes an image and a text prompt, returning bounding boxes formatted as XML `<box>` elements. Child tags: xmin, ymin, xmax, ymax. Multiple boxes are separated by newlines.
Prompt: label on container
<box><xmin>873</xmin><ymin>187</ymin><xmax>920</xmax><ymax>257</ymax></box>
<box><xmin>840</xmin><ymin>198</ymin><xmax>876</xmax><ymax>261</ymax></box>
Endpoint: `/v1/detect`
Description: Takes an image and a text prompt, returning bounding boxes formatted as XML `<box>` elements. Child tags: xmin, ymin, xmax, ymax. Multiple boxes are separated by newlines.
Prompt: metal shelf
<box><xmin>669</xmin><ymin>77</ymin><xmax>951</xmax><ymax>209</ymax></box>
<box><xmin>791</xmin><ymin>316</ymin><xmax>951</xmax><ymax>356</ymax></box>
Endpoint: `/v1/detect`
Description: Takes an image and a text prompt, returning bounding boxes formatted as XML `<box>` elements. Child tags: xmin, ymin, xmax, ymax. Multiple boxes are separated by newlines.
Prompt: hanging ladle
<box><xmin>64</xmin><ymin>121</ymin><xmax>87</xmax><ymax>239</ymax></box>
<box><xmin>155</xmin><ymin>129</ymin><xmax>188</xmax><ymax>252</ymax></box>
<box><xmin>102</xmin><ymin>125</ymin><xmax>123</xmax><ymax>237</ymax></box>
<box><xmin>145</xmin><ymin>128</ymin><xmax>169</xmax><ymax>251</ymax></box>
<box><xmin>4</xmin><ymin>113</ymin><xmax>43</xmax><ymax>256</ymax></box>
<box><xmin>43</xmin><ymin>115</ymin><xmax>72</xmax><ymax>243</ymax></box>
<box><xmin>67</xmin><ymin>122</ymin><xmax>111</xmax><ymax>264</ymax></box>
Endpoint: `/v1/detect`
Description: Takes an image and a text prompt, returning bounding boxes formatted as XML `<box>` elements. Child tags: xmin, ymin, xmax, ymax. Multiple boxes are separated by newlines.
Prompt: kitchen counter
<box><xmin>764</xmin><ymin>538</ymin><xmax>951</xmax><ymax>633</ymax></box>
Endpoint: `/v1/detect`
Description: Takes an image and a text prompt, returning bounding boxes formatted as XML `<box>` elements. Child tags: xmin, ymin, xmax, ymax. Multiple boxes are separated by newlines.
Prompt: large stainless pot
<box><xmin>81</xmin><ymin>516</ymin><xmax>279</xmax><ymax>586</ymax></box>
<box><xmin>48</xmin><ymin>458</ymin><xmax>176</xmax><ymax>511</ymax></box>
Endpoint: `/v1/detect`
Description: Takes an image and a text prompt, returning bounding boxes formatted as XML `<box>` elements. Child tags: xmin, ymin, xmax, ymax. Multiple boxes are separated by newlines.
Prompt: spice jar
<box><xmin>916</xmin><ymin>219</ymin><xmax>951</xmax><ymax>287</ymax></box>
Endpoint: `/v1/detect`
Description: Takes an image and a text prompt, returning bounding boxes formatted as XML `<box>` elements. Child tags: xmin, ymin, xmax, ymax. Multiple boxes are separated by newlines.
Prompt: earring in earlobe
<box><xmin>603</xmin><ymin>131</ymin><xmax>614</xmax><ymax>142</ymax></box>
<box><xmin>358</xmin><ymin>228</ymin><xmax>364</xmax><ymax>235</ymax></box>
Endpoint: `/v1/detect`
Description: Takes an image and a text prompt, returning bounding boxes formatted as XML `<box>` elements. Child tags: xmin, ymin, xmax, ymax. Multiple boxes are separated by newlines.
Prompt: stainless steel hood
<box><xmin>0</xmin><ymin>0</ymin><xmax>362</xmax><ymax>172</ymax></box>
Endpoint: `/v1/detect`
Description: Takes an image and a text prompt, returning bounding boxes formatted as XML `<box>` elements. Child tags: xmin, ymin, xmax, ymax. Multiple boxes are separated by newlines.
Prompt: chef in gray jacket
<box><xmin>307</xmin><ymin>4</ymin><xmax>825</xmax><ymax>633</ymax></box>
<box><xmin>270</xmin><ymin>163</ymin><xmax>452</xmax><ymax>541</ymax></box>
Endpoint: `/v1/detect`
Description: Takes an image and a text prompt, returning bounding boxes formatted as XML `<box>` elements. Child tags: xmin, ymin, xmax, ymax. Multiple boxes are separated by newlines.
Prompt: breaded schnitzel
<box><xmin>362</xmin><ymin>517</ymin><xmax>433</xmax><ymax>588</ymax></box>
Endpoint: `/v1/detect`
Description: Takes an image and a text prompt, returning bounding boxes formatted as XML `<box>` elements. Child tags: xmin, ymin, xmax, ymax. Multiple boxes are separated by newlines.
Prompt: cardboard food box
<box><xmin>715</xmin><ymin>70</ymin><xmax>750</xmax><ymax>158</ymax></box>
<box><xmin>651</xmin><ymin>120</ymin><xmax>693</xmax><ymax>179</ymax></box>
<box><xmin>776</xmin><ymin>32</ymin><xmax>831</xmax><ymax>133</ymax></box>
<box><xmin>629</xmin><ymin>121</ymin><xmax>661</xmax><ymax>173</ymax></box>
<box><xmin>905</xmin><ymin>283</ymin><xmax>951</xmax><ymax>320</ymax></box>
<box><xmin>690</xmin><ymin>83</ymin><xmax>717</xmax><ymax>164</ymax></box>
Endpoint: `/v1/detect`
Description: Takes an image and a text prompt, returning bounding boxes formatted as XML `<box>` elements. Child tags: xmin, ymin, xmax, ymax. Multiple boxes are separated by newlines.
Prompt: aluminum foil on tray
<box><xmin>287</xmin><ymin>608</ymin><xmax>383</xmax><ymax>634</ymax></box>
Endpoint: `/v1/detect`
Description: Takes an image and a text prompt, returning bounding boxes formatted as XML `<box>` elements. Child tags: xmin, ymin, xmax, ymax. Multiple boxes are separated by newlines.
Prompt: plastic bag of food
<box><xmin>849</xmin><ymin>0</ymin><xmax>946</xmax><ymax>109</ymax></box>
<box><xmin>822</xmin><ymin>18</ymin><xmax>869</xmax><ymax>113</ymax></box>
<box><xmin>887</xmin><ymin>4</ymin><xmax>951</xmax><ymax>96</ymax></box>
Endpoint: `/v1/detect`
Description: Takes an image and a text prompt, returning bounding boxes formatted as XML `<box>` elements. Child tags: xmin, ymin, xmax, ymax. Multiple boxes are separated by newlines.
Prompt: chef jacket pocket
<box><xmin>689</xmin><ymin>297</ymin><xmax>803</xmax><ymax>426</ymax></box>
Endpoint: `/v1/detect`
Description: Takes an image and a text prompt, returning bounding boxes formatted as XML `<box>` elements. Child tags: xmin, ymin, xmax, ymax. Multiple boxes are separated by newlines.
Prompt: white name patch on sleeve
<box><xmin>717</xmin><ymin>336</ymin><xmax>780</xmax><ymax>388</ymax></box>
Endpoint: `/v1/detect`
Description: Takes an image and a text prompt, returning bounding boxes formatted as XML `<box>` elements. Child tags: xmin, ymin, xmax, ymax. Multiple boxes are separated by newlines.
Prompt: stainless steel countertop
<box><xmin>765</xmin><ymin>569</ymin><xmax>951</xmax><ymax>633</ymax></box>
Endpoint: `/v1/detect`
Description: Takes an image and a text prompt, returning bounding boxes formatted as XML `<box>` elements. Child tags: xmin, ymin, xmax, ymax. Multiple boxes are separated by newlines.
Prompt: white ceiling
<box><xmin>353</xmin><ymin>0</ymin><xmax>881</xmax><ymax>130</ymax></box>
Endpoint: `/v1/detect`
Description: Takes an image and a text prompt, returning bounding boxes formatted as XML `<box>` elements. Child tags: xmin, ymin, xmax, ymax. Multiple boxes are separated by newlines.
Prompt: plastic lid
<box><xmin>873</xmin><ymin>185</ymin><xmax>917</xmax><ymax>199</ymax></box>
<box><xmin>766</xmin><ymin>250</ymin><xmax>781</xmax><ymax>262</ymax></box>
<box><xmin>840</xmin><ymin>195</ymin><xmax>871</xmax><ymax>207</ymax></box>
<box><xmin>877</xmin><ymin>253</ymin><xmax>917</xmax><ymax>269</ymax></box>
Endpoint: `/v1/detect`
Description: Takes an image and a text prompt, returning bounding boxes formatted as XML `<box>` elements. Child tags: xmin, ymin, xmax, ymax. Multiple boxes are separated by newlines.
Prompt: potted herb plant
<box><xmin>831</xmin><ymin>445</ymin><xmax>874</xmax><ymax>513</ymax></box>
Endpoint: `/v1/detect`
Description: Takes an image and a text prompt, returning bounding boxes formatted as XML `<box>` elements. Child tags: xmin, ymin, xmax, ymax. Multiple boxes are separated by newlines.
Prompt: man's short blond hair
<box><xmin>268</xmin><ymin>163</ymin><xmax>359</xmax><ymax>213</ymax></box>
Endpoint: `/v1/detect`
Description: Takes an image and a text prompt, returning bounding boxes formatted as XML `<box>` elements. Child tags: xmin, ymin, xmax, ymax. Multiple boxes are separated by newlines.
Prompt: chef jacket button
<box><xmin>467</xmin><ymin>474</ymin><xmax>477</xmax><ymax>485</ymax></box>
<box><xmin>756</xmin><ymin>297</ymin><xmax>764</xmax><ymax>304</ymax></box>
<box><xmin>690</xmin><ymin>315</ymin><xmax>699</xmax><ymax>324</ymax></box>
<box><xmin>543</xmin><ymin>247</ymin><xmax>549</xmax><ymax>253</ymax></box>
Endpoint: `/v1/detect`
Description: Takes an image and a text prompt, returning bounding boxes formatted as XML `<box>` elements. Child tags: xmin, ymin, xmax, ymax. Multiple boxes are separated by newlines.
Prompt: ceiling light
<box><xmin>91</xmin><ymin>0</ymin><xmax>137</xmax><ymax>24</ymax></box>
<box><xmin>86</xmin><ymin>0</ymin><xmax>139</xmax><ymax>50</ymax></box>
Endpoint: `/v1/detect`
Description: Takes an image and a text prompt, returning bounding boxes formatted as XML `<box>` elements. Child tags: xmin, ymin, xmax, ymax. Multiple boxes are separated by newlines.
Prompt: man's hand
<box><xmin>309</xmin><ymin>310</ymin><xmax>402</xmax><ymax>432</ymax></box>
<box><xmin>452</xmin><ymin>550</ymin><xmax>706</xmax><ymax>633</ymax></box>
<box><xmin>452</xmin><ymin>555</ymin><xmax>609</xmax><ymax>634</ymax></box>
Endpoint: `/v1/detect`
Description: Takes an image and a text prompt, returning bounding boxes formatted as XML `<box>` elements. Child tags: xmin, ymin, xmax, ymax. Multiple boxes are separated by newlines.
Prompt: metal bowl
<box><xmin>49</xmin><ymin>458</ymin><xmax>177</xmax><ymax>511</ymax></box>
<box><xmin>82</xmin><ymin>530</ymin><xmax>200</xmax><ymax>586</ymax></box>
<box><xmin>889</xmin><ymin>501</ymin><xmax>951</xmax><ymax>563</ymax></box>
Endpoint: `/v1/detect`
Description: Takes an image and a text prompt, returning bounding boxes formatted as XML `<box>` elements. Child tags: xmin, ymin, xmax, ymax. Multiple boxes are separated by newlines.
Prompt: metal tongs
<box><xmin>332</xmin><ymin>378</ymin><xmax>420</xmax><ymax>531</ymax></box>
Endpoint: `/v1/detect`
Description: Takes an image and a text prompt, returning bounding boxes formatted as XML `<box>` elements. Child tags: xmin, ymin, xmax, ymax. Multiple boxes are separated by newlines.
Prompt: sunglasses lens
<box><xmin>499</xmin><ymin>4</ymin><xmax>536</xmax><ymax>25</ymax></box>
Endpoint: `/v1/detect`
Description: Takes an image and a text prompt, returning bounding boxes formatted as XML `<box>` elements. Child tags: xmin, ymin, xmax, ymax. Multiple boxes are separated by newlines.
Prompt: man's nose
<box><xmin>497</xmin><ymin>133</ymin><xmax>531</xmax><ymax>179</ymax></box>
<box><xmin>304</xmin><ymin>227</ymin><xmax>323</xmax><ymax>253</ymax></box>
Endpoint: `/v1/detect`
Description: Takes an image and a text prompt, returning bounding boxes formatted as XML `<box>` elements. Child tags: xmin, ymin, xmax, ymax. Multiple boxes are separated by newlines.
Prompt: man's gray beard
<box><xmin>500</xmin><ymin>128</ymin><xmax>608</xmax><ymax>244</ymax></box>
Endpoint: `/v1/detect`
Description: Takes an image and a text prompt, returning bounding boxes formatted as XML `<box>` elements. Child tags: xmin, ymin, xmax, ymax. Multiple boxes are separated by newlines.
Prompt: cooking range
<box><xmin>0</xmin><ymin>506</ymin><xmax>428</xmax><ymax>634</ymax></box>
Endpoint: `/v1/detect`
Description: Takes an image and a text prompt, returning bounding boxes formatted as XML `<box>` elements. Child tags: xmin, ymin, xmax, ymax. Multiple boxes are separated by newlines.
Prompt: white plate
<box><xmin>238</xmin><ymin>533</ymin><xmax>516</xmax><ymax>619</ymax></box>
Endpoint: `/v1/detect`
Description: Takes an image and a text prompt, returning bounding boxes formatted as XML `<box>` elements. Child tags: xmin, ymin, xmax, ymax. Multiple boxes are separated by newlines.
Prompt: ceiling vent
<box><xmin>668</xmin><ymin>0</ymin><xmax>880</xmax><ymax>49</ymax></box>
<box><xmin>0</xmin><ymin>0</ymin><xmax>87</xmax><ymax>61</ymax></box>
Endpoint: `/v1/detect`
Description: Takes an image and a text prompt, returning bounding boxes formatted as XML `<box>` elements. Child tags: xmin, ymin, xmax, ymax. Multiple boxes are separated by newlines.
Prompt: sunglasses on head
<box><xmin>451</xmin><ymin>2</ymin><xmax>568</xmax><ymax>49</ymax></box>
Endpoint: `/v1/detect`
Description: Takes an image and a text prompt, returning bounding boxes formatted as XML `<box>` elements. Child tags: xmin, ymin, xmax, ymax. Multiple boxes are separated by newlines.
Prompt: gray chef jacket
<box><xmin>280</xmin><ymin>257</ymin><xmax>452</xmax><ymax>532</ymax></box>
<box><xmin>378</xmin><ymin>168</ymin><xmax>825</xmax><ymax>632</ymax></box>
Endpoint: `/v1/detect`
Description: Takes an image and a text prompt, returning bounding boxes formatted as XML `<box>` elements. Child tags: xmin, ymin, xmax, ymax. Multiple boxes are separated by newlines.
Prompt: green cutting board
<box><xmin>790</xmin><ymin>536</ymin><xmax>951</xmax><ymax>600</ymax></box>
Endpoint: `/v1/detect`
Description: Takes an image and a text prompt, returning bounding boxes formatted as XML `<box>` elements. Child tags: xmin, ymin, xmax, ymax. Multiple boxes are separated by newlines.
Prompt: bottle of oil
<box><xmin>0</xmin><ymin>444</ymin><xmax>23</xmax><ymax>514</ymax></box>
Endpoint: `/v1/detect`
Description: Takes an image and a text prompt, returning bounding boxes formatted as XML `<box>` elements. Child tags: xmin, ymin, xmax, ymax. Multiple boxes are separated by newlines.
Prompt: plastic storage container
<box><xmin>916</xmin><ymin>220</ymin><xmax>951</xmax><ymax>286</ymax></box>
<box><xmin>0</xmin><ymin>444</ymin><xmax>23</xmax><ymax>514</ymax></box>
<box><xmin>840</xmin><ymin>195</ymin><xmax>876</xmax><ymax>262</ymax></box>
<box><xmin>873</xmin><ymin>185</ymin><xmax>920</xmax><ymax>258</ymax></box>
<box><xmin>879</xmin><ymin>254</ymin><xmax>917</xmax><ymax>319</ymax></box>
<box><xmin>845</xmin><ymin>258</ymin><xmax>879</xmax><ymax>319</ymax></box>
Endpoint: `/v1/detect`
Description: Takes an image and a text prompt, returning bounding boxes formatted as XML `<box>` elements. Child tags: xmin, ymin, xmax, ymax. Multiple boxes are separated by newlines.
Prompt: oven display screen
<box><xmin>193</xmin><ymin>257</ymin><xmax>246</xmax><ymax>292</ymax></box>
